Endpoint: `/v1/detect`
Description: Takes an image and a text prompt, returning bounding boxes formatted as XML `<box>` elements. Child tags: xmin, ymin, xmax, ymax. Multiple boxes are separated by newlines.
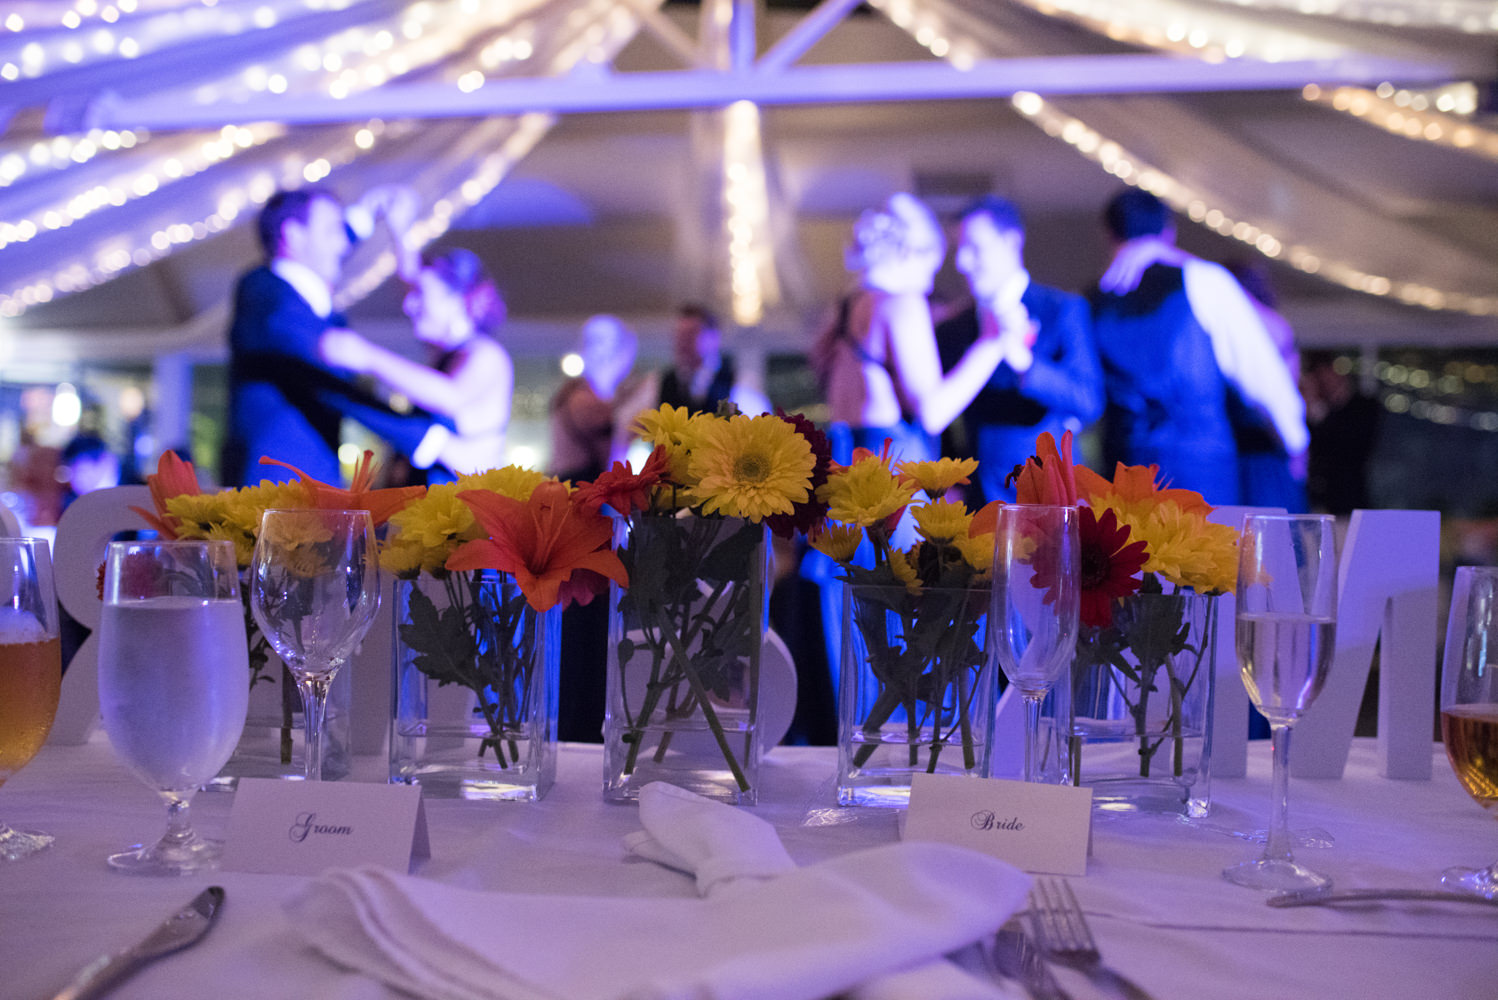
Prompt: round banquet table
<box><xmin>1</xmin><ymin>736</ymin><xmax>1495</xmax><ymax>1000</ymax></box>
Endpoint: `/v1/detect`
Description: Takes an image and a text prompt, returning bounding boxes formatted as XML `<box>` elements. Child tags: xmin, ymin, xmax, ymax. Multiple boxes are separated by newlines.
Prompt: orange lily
<box><xmin>446</xmin><ymin>481</ymin><xmax>628</xmax><ymax>612</ymax></box>
<box><xmin>130</xmin><ymin>450</ymin><xmax>202</xmax><ymax>538</ymax></box>
<box><xmin>259</xmin><ymin>451</ymin><xmax>422</xmax><ymax>526</ymax></box>
<box><xmin>1012</xmin><ymin>431</ymin><xmax>1081</xmax><ymax>506</ymax></box>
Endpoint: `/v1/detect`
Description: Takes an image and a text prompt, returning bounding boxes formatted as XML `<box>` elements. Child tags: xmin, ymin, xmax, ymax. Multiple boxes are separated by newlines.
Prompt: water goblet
<box><xmin>992</xmin><ymin>504</ymin><xmax>1079</xmax><ymax>783</ymax></box>
<box><xmin>0</xmin><ymin>538</ymin><xmax>62</xmax><ymax>861</ymax></box>
<box><xmin>98</xmin><ymin>540</ymin><xmax>249</xmax><ymax>874</ymax></box>
<box><xmin>1438</xmin><ymin>565</ymin><xmax>1498</xmax><ymax>899</ymax></box>
<box><xmin>1223</xmin><ymin>513</ymin><xmax>1337</xmax><ymax>891</ymax></box>
<box><xmin>250</xmin><ymin>508</ymin><xmax>379</xmax><ymax>781</ymax></box>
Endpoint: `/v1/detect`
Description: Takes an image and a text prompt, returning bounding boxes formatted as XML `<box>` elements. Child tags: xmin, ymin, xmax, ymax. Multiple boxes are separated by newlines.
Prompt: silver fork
<box><xmin>1028</xmin><ymin>876</ymin><xmax>1157</xmax><ymax>1000</ymax></box>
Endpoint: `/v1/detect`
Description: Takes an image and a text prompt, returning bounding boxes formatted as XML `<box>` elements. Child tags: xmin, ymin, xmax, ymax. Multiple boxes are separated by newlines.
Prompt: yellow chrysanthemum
<box><xmin>379</xmin><ymin>537</ymin><xmax>430</xmax><ymax>577</ymax></box>
<box><xmin>896</xmin><ymin>457</ymin><xmax>978</xmax><ymax>498</ymax></box>
<box><xmin>686</xmin><ymin>414</ymin><xmax>814</xmax><ymax>521</ymax></box>
<box><xmin>1131</xmin><ymin>503</ymin><xmax>1237</xmax><ymax>594</ymax></box>
<box><xmin>383</xmin><ymin>481</ymin><xmax>484</xmax><ymax>570</ymax></box>
<box><xmin>953</xmin><ymin>530</ymin><xmax>994</xmax><ymax>575</ymax></box>
<box><xmin>889</xmin><ymin>545</ymin><xmax>921</xmax><ymax>593</ymax></box>
<box><xmin>457</xmin><ymin>465</ymin><xmax>549</xmax><ymax>501</ymax></box>
<box><xmin>912</xmin><ymin>499</ymin><xmax>973</xmax><ymax>544</ymax></box>
<box><xmin>809</xmin><ymin>523</ymin><xmax>863</xmax><ymax>563</ymax></box>
<box><xmin>817</xmin><ymin>456</ymin><xmax>917</xmax><ymax>528</ymax></box>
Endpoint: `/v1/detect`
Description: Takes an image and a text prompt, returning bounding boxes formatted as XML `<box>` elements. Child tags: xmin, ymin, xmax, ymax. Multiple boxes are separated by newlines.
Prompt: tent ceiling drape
<box><xmin>1</xmin><ymin>0</ymin><xmax>1495</xmax><ymax>364</ymax></box>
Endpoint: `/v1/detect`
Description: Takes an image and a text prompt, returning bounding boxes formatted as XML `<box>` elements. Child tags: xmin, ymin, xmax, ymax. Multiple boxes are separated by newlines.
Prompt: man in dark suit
<box><xmin>936</xmin><ymin>196</ymin><xmax>1103</xmax><ymax>504</ymax></box>
<box><xmin>223</xmin><ymin>188</ymin><xmax>450</xmax><ymax>487</ymax></box>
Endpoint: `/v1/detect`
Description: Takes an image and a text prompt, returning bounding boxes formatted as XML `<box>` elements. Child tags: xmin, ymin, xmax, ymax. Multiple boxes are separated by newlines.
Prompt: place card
<box><xmin>904</xmin><ymin>773</ymin><xmax>1091</xmax><ymax>876</ymax></box>
<box><xmin>222</xmin><ymin>778</ymin><xmax>430</xmax><ymax>876</ymax></box>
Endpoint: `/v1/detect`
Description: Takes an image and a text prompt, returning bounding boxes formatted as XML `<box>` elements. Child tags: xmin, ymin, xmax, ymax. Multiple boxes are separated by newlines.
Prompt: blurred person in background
<box><xmin>549</xmin><ymin>315</ymin><xmax>640</xmax><ymax>484</ymax></box>
<box><xmin>223</xmin><ymin>187</ymin><xmax>452</xmax><ymax>487</ymax></box>
<box><xmin>1091</xmin><ymin>188</ymin><xmax>1307</xmax><ymax>505</ymax></box>
<box><xmin>936</xmin><ymin>195</ymin><xmax>1103</xmax><ymax>505</ymax></box>
<box><xmin>58</xmin><ymin>434</ymin><xmax>121</xmax><ymax>512</ymax></box>
<box><xmin>811</xmin><ymin>192</ymin><xmax>1005</xmax><ymax>468</ymax></box>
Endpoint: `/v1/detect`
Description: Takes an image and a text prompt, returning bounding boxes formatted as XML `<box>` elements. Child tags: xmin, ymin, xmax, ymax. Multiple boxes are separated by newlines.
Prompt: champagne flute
<box><xmin>250</xmin><ymin>509</ymin><xmax>378</xmax><ymax>781</ymax></box>
<box><xmin>1224</xmin><ymin>513</ymin><xmax>1337</xmax><ymax>891</ymax></box>
<box><xmin>0</xmin><ymin>538</ymin><xmax>61</xmax><ymax>861</ymax></box>
<box><xmin>98</xmin><ymin>540</ymin><xmax>248</xmax><ymax>874</ymax></box>
<box><xmin>1438</xmin><ymin>565</ymin><xmax>1498</xmax><ymax>899</ymax></box>
<box><xmin>992</xmin><ymin>504</ymin><xmax>1079</xmax><ymax>783</ymax></box>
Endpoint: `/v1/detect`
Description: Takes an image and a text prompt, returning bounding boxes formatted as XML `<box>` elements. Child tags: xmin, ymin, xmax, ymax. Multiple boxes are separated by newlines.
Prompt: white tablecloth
<box><xmin>2</xmin><ymin>737</ymin><xmax>1494</xmax><ymax>1000</ymax></box>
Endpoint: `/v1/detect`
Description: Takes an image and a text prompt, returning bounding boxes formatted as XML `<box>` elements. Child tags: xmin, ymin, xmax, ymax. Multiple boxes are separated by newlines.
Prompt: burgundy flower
<box><xmin>765</xmin><ymin>410</ymin><xmax>832</xmax><ymax>539</ymax></box>
<box><xmin>1078</xmin><ymin>507</ymin><xmax>1147</xmax><ymax>628</ymax></box>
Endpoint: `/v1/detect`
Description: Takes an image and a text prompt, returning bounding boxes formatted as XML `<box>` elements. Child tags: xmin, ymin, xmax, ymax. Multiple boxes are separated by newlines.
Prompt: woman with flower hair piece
<box><xmin>320</xmin><ymin>245</ymin><xmax>513</xmax><ymax>482</ymax></box>
<box><xmin>812</xmin><ymin>192</ymin><xmax>1006</xmax><ymax>468</ymax></box>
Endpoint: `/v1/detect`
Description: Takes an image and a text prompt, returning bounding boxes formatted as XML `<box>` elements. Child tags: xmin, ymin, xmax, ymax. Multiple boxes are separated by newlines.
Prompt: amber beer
<box><xmin>0</xmin><ymin>636</ymin><xmax>62</xmax><ymax>784</ymax></box>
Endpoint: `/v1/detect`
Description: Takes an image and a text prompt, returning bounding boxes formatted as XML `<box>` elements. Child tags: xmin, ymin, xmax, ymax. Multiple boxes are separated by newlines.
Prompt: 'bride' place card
<box><xmin>222</xmin><ymin>778</ymin><xmax>430</xmax><ymax>875</ymax></box>
<box><xmin>904</xmin><ymin>773</ymin><xmax>1091</xmax><ymax>876</ymax></box>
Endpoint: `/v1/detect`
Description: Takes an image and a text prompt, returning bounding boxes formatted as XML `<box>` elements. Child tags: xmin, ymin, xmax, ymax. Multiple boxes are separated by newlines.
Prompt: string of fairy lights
<box><xmin>1324</xmin><ymin>353</ymin><xmax>1498</xmax><ymax>433</ymax></box>
<box><xmin>0</xmin><ymin>0</ymin><xmax>638</xmax><ymax>318</ymax></box>
<box><xmin>868</xmin><ymin>0</ymin><xmax>1498</xmax><ymax>317</ymax></box>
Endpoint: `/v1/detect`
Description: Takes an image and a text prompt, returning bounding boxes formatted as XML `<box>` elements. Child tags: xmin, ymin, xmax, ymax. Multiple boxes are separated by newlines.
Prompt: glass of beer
<box><xmin>0</xmin><ymin>537</ymin><xmax>62</xmax><ymax>861</ymax></box>
<box><xmin>1439</xmin><ymin>565</ymin><xmax>1498</xmax><ymax>899</ymax></box>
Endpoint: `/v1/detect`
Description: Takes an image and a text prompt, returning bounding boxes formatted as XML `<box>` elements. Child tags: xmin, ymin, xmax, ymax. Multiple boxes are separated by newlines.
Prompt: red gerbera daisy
<box><xmin>573</xmin><ymin>446</ymin><xmax>669</xmax><ymax>516</ymax></box>
<box><xmin>1079</xmin><ymin>506</ymin><xmax>1147</xmax><ymax>628</ymax></box>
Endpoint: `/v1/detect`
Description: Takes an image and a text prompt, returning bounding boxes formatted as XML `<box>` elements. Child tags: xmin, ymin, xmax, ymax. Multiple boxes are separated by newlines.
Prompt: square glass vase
<box><xmin>603</xmin><ymin>514</ymin><xmax>770</xmax><ymax>805</ymax></box>
<box><xmin>390</xmin><ymin>570</ymin><xmax>559</xmax><ymax>802</ymax></box>
<box><xmin>837</xmin><ymin>582</ymin><xmax>997</xmax><ymax>807</ymax></box>
<box><xmin>1065</xmin><ymin>590</ymin><xmax>1218</xmax><ymax>817</ymax></box>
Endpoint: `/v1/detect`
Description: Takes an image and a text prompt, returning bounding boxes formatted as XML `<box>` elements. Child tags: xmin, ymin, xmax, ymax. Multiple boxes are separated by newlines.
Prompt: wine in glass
<box><xmin>992</xmin><ymin>504</ymin><xmax>1079</xmax><ymax>783</ymax></box>
<box><xmin>1439</xmin><ymin>565</ymin><xmax>1498</xmax><ymax>899</ymax></box>
<box><xmin>250</xmin><ymin>508</ymin><xmax>379</xmax><ymax>781</ymax></box>
<box><xmin>0</xmin><ymin>538</ymin><xmax>62</xmax><ymax>861</ymax></box>
<box><xmin>98</xmin><ymin>540</ymin><xmax>249</xmax><ymax>874</ymax></box>
<box><xmin>1224</xmin><ymin>513</ymin><xmax>1337</xmax><ymax>891</ymax></box>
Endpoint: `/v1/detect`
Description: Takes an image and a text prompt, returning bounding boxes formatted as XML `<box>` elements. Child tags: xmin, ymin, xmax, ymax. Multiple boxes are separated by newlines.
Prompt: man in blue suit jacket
<box><xmin>223</xmin><ymin>188</ymin><xmax>450</xmax><ymax>487</ymax></box>
<box><xmin>936</xmin><ymin>196</ymin><xmax>1103</xmax><ymax>504</ymax></box>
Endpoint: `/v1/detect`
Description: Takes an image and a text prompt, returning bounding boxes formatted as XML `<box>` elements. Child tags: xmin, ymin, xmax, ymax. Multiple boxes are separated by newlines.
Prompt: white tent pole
<box><xmin>757</xmin><ymin>0</ymin><xmax>866</xmax><ymax>73</ymax></box>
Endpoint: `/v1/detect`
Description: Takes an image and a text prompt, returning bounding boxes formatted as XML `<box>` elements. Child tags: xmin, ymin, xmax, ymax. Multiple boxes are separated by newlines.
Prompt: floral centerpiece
<box><xmin>134</xmin><ymin>450</ymin><xmax>420</xmax><ymax>780</ymax></box>
<box><xmin>810</xmin><ymin>447</ymin><xmax>1000</xmax><ymax>806</ymax></box>
<box><xmin>601</xmin><ymin>404</ymin><xmax>827</xmax><ymax>804</ymax></box>
<box><xmin>381</xmin><ymin>467</ymin><xmax>625</xmax><ymax>799</ymax></box>
<box><xmin>1014</xmin><ymin>432</ymin><xmax>1238</xmax><ymax>814</ymax></box>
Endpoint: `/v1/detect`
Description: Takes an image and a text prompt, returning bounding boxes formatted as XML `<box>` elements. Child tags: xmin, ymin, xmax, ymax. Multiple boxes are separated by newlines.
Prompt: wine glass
<box><xmin>250</xmin><ymin>509</ymin><xmax>379</xmax><ymax>781</ymax></box>
<box><xmin>98</xmin><ymin>540</ymin><xmax>249</xmax><ymax>874</ymax></box>
<box><xmin>1438</xmin><ymin>565</ymin><xmax>1498</xmax><ymax>899</ymax></box>
<box><xmin>0</xmin><ymin>538</ymin><xmax>62</xmax><ymax>861</ymax></box>
<box><xmin>1224</xmin><ymin>513</ymin><xmax>1337</xmax><ymax>891</ymax></box>
<box><xmin>992</xmin><ymin>504</ymin><xmax>1079</xmax><ymax>783</ymax></box>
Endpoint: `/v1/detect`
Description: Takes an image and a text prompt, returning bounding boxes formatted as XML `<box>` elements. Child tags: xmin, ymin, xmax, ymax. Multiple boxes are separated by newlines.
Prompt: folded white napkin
<box><xmin>286</xmin><ymin>837</ymin><xmax>1027</xmax><ymax>1000</ymax></box>
<box><xmin>624</xmin><ymin>782</ymin><xmax>1023</xmax><ymax>1000</ymax></box>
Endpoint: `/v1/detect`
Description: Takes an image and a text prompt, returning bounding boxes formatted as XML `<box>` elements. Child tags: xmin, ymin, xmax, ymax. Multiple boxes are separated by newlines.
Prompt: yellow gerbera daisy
<box><xmin>633</xmin><ymin>404</ymin><xmax>693</xmax><ymax>448</ymax></box>
<box><xmin>912</xmin><ymin>499</ymin><xmax>973</xmax><ymax>543</ymax></box>
<box><xmin>896</xmin><ymin>457</ymin><xmax>978</xmax><ymax>498</ymax></box>
<box><xmin>687</xmin><ymin>414</ymin><xmax>814</xmax><ymax>521</ymax></box>
<box><xmin>817</xmin><ymin>456</ymin><xmax>917</xmax><ymax>528</ymax></box>
<box><xmin>809</xmin><ymin>523</ymin><xmax>863</xmax><ymax>563</ymax></box>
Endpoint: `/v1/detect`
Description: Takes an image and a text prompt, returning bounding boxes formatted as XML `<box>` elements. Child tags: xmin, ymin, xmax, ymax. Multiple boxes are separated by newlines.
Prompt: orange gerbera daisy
<box><xmin>447</xmin><ymin>481</ymin><xmax>628</xmax><ymax>612</ymax></box>
<box><xmin>259</xmin><ymin>451</ymin><xmax>422</xmax><ymax>526</ymax></box>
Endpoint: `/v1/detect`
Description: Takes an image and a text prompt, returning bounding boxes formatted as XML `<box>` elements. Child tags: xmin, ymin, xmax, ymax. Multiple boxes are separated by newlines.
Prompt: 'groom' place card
<box><xmin>904</xmin><ymin>773</ymin><xmax>1092</xmax><ymax>876</ymax></box>
<box><xmin>222</xmin><ymin>778</ymin><xmax>431</xmax><ymax>876</ymax></box>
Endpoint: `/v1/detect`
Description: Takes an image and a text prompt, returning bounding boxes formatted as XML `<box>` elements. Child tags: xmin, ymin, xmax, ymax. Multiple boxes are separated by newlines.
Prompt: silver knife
<box><xmin>992</xmin><ymin>919</ymin><xmax>1073</xmax><ymax>1000</ymax></box>
<box><xmin>50</xmin><ymin>886</ymin><xmax>225</xmax><ymax>1000</ymax></box>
